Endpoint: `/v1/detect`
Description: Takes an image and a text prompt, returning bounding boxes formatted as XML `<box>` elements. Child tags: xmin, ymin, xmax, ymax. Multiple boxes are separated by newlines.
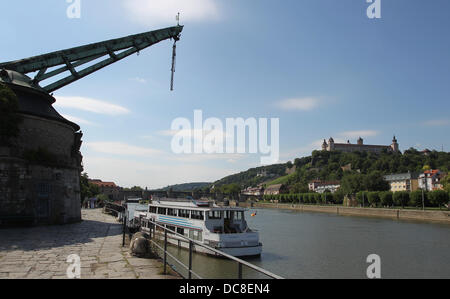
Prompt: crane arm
<box><xmin>0</xmin><ymin>25</ymin><xmax>183</xmax><ymax>93</ymax></box>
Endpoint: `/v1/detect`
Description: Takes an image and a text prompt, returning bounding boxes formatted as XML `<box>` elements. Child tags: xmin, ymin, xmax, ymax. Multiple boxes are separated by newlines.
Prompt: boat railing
<box><xmin>139</xmin><ymin>217</ymin><xmax>284</xmax><ymax>280</ymax></box>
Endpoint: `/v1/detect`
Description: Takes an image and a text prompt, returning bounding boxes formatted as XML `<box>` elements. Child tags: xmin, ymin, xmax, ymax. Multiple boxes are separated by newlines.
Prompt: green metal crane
<box><xmin>0</xmin><ymin>25</ymin><xmax>183</xmax><ymax>93</ymax></box>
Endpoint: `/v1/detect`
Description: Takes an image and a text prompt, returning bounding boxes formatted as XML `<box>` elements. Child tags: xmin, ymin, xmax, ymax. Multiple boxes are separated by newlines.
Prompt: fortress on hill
<box><xmin>322</xmin><ymin>136</ymin><xmax>399</xmax><ymax>153</ymax></box>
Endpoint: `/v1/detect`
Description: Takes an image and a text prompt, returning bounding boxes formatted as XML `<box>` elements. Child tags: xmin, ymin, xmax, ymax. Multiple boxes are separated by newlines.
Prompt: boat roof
<box><xmin>150</xmin><ymin>198</ymin><xmax>247</xmax><ymax>212</ymax></box>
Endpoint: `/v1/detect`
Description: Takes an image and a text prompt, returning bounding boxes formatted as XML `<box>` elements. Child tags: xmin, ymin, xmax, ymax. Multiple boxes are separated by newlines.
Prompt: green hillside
<box><xmin>213</xmin><ymin>163</ymin><xmax>288</xmax><ymax>187</ymax></box>
<box><xmin>215</xmin><ymin>148</ymin><xmax>450</xmax><ymax>194</ymax></box>
<box><xmin>154</xmin><ymin>182</ymin><xmax>212</xmax><ymax>192</ymax></box>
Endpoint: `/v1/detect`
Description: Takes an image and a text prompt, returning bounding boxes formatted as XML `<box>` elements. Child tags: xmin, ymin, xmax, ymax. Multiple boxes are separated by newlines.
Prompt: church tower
<box><xmin>322</xmin><ymin>139</ymin><xmax>328</xmax><ymax>151</ymax></box>
<box><xmin>391</xmin><ymin>136</ymin><xmax>399</xmax><ymax>152</ymax></box>
<box><xmin>328</xmin><ymin>137</ymin><xmax>335</xmax><ymax>151</ymax></box>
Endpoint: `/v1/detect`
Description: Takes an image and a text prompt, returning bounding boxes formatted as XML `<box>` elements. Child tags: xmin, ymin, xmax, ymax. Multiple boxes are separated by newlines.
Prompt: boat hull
<box><xmin>149</xmin><ymin>231</ymin><xmax>262</xmax><ymax>258</ymax></box>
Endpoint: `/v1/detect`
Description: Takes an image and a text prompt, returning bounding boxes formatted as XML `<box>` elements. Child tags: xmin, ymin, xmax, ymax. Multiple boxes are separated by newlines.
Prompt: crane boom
<box><xmin>0</xmin><ymin>25</ymin><xmax>183</xmax><ymax>93</ymax></box>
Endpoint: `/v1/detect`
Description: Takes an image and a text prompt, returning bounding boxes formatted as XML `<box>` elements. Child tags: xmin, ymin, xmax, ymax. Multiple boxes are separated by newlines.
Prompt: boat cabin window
<box><xmin>191</xmin><ymin>210</ymin><xmax>204</xmax><ymax>220</ymax></box>
<box><xmin>167</xmin><ymin>208</ymin><xmax>177</xmax><ymax>216</ymax></box>
<box><xmin>157</xmin><ymin>207</ymin><xmax>167</xmax><ymax>215</ymax></box>
<box><xmin>149</xmin><ymin>206</ymin><xmax>157</xmax><ymax>213</ymax></box>
<box><xmin>178</xmin><ymin>209</ymin><xmax>190</xmax><ymax>218</ymax></box>
<box><xmin>189</xmin><ymin>229</ymin><xmax>203</xmax><ymax>241</ymax></box>
<box><xmin>224</xmin><ymin>211</ymin><xmax>233</xmax><ymax>220</ymax></box>
<box><xmin>208</xmin><ymin>211</ymin><xmax>222</xmax><ymax>220</ymax></box>
<box><xmin>166</xmin><ymin>225</ymin><xmax>176</xmax><ymax>232</ymax></box>
<box><xmin>235</xmin><ymin>212</ymin><xmax>244</xmax><ymax>221</ymax></box>
<box><xmin>176</xmin><ymin>227</ymin><xmax>184</xmax><ymax>235</ymax></box>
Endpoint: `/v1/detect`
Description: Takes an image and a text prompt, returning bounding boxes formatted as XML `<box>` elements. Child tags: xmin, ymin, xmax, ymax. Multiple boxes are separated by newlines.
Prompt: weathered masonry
<box><xmin>0</xmin><ymin>72</ymin><xmax>83</xmax><ymax>225</ymax></box>
<box><xmin>0</xmin><ymin>25</ymin><xmax>183</xmax><ymax>226</ymax></box>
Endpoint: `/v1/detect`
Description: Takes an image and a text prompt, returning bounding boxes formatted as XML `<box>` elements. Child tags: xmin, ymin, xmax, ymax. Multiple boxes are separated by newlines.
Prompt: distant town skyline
<box><xmin>3</xmin><ymin>0</ymin><xmax>449</xmax><ymax>188</ymax></box>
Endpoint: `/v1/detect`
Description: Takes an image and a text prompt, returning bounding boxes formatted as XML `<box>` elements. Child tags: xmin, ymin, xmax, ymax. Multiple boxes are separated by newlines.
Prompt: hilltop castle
<box><xmin>322</xmin><ymin>136</ymin><xmax>399</xmax><ymax>153</ymax></box>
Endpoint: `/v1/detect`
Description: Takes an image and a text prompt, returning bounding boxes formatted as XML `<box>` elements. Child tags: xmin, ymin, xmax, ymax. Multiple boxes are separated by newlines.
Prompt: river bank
<box><xmin>239</xmin><ymin>202</ymin><xmax>450</xmax><ymax>224</ymax></box>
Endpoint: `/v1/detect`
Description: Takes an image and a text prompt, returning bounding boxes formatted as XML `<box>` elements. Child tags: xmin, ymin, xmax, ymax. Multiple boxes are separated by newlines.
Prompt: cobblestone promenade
<box><xmin>0</xmin><ymin>209</ymin><xmax>179</xmax><ymax>279</ymax></box>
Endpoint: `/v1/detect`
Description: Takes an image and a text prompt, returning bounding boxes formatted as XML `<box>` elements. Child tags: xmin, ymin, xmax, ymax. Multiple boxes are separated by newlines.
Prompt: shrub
<box><xmin>0</xmin><ymin>83</ymin><xmax>22</xmax><ymax>145</ymax></box>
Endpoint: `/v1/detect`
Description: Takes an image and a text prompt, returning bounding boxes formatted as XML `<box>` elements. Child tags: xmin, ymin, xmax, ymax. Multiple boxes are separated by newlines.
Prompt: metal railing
<box><xmin>141</xmin><ymin>218</ymin><xmax>284</xmax><ymax>280</ymax></box>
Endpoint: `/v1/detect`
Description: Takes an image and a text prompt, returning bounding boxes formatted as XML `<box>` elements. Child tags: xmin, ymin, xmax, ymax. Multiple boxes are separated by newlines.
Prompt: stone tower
<box><xmin>0</xmin><ymin>72</ymin><xmax>83</xmax><ymax>225</ymax></box>
<box><xmin>391</xmin><ymin>136</ymin><xmax>399</xmax><ymax>152</ymax></box>
<box><xmin>322</xmin><ymin>139</ymin><xmax>328</xmax><ymax>151</ymax></box>
<box><xmin>328</xmin><ymin>137</ymin><xmax>335</xmax><ymax>151</ymax></box>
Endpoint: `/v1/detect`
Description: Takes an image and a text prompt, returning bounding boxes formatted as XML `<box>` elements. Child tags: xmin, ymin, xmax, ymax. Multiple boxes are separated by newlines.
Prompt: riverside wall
<box><xmin>239</xmin><ymin>202</ymin><xmax>450</xmax><ymax>224</ymax></box>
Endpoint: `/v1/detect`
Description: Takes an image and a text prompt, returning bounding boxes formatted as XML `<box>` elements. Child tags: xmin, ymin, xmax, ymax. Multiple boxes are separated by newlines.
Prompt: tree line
<box><xmin>263</xmin><ymin>189</ymin><xmax>449</xmax><ymax>210</ymax></box>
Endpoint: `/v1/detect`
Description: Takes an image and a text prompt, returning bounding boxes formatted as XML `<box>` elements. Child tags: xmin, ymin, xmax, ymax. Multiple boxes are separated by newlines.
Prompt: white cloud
<box><xmin>123</xmin><ymin>0</ymin><xmax>219</xmax><ymax>27</ymax></box>
<box><xmin>423</xmin><ymin>119</ymin><xmax>449</xmax><ymax>127</ymax></box>
<box><xmin>61</xmin><ymin>114</ymin><xmax>97</xmax><ymax>126</ymax></box>
<box><xmin>54</xmin><ymin>96</ymin><xmax>130</xmax><ymax>116</ymax></box>
<box><xmin>338</xmin><ymin>130</ymin><xmax>380</xmax><ymax>139</ymax></box>
<box><xmin>85</xmin><ymin>142</ymin><xmax>161</xmax><ymax>157</ymax></box>
<box><xmin>129</xmin><ymin>77</ymin><xmax>148</xmax><ymax>84</ymax></box>
<box><xmin>276</xmin><ymin>98</ymin><xmax>320</xmax><ymax>111</ymax></box>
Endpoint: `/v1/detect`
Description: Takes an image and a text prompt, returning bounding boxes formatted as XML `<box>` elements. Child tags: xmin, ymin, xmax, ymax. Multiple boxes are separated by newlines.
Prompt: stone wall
<box><xmin>0</xmin><ymin>114</ymin><xmax>82</xmax><ymax>226</ymax></box>
<box><xmin>14</xmin><ymin>114</ymin><xmax>78</xmax><ymax>167</ymax></box>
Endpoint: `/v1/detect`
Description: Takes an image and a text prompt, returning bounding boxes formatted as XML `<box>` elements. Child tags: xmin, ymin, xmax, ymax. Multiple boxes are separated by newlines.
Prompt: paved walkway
<box><xmin>0</xmin><ymin>209</ymin><xmax>179</xmax><ymax>279</ymax></box>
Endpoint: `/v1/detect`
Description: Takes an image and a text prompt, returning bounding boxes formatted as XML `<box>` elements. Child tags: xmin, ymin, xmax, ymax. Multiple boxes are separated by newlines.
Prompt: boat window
<box><xmin>167</xmin><ymin>208</ymin><xmax>177</xmax><ymax>216</ymax></box>
<box><xmin>208</xmin><ymin>211</ymin><xmax>222</xmax><ymax>220</ymax></box>
<box><xmin>167</xmin><ymin>225</ymin><xmax>176</xmax><ymax>233</ymax></box>
<box><xmin>178</xmin><ymin>209</ymin><xmax>190</xmax><ymax>218</ymax></box>
<box><xmin>157</xmin><ymin>207</ymin><xmax>167</xmax><ymax>215</ymax></box>
<box><xmin>224</xmin><ymin>211</ymin><xmax>234</xmax><ymax>220</ymax></box>
<box><xmin>235</xmin><ymin>212</ymin><xmax>243</xmax><ymax>221</ymax></box>
<box><xmin>149</xmin><ymin>206</ymin><xmax>157</xmax><ymax>213</ymax></box>
<box><xmin>177</xmin><ymin>227</ymin><xmax>184</xmax><ymax>235</ymax></box>
<box><xmin>189</xmin><ymin>230</ymin><xmax>203</xmax><ymax>241</ymax></box>
<box><xmin>191</xmin><ymin>210</ymin><xmax>204</xmax><ymax>220</ymax></box>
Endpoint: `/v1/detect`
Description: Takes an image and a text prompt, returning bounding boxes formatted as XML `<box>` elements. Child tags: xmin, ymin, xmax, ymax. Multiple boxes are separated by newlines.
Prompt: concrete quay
<box><xmin>0</xmin><ymin>209</ymin><xmax>180</xmax><ymax>279</ymax></box>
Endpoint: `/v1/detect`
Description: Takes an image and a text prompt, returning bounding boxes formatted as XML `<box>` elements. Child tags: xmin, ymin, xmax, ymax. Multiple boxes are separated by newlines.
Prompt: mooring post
<box><xmin>189</xmin><ymin>241</ymin><xmax>193</xmax><ymax>279</ymax></box>
<box><xmin>238</xmin><ymin>263</ymin><xmax>243</xmax><ymax>279</ymax></box>
<box><xmin>164</xmin><ymin>230</ymin><xmax>168</xmax><ymax>274</ymax></box>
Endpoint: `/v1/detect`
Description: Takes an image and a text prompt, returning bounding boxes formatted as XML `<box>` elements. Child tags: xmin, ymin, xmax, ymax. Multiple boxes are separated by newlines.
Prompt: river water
<box><xmin>158</xmin><ymin>208</ymin><xmax>450</xmax><ymax>279</ymax></box>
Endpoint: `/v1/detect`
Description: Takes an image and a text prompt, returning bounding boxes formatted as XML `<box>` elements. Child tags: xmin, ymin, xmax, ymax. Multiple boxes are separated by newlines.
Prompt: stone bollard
<box><xmin>130</xmin><ymin>232</ymin><xmax>149</xmax><ymax>257</ymax></box>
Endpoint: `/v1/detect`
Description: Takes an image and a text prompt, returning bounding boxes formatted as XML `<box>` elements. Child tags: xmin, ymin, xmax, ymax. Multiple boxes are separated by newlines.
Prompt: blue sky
<box><xmin>2</xmin><ymin>0</ymin><xmax>449</xmax><ymax>188</ymax></box>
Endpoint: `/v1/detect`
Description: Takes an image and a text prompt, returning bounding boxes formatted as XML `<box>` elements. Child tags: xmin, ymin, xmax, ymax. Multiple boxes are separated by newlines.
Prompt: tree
<box><xmin>367</xmin><ymin>192</ymin><xmax>380</xmax><ymax>207</ymax></box>
<box><xmin>393</xmin><ymin>191</ymin><xmax>409</xmax><ymax>208</ymax></box>
<box><xmin>379</xmin><ymin>191</ymin><xmax>393</xmax><ymax>207</ymax></box>
<box><xmin>363</xmin><ymin>171</ymin><xmax>390</xmax><ymax>191</ymax></box>
<box><xmin>356</xmin><ymin>191</ymin><xmax>368</xmax><ymax>207</ymax></box>
<box><xmin>341</xmin><ymin>174</ymin><xmax>364</xmax><ymax>195</ymax></box>
<box><xmin>333</xmin><ymin>189</ymin><xmax>345</xmax><ymax>205</ymax></box>
<box><xmin>322</xmin><ymin>192</ymin><xmax>333</xmax><ymax>204</ymax></box>
<box><xmin>80</xmin><ymin>173</ymin><xmax>100</xmax><ymax>204</ymax></box>
<box><xmin>410</xmin><ymin>190</ymin><xmax>427</xmax><ymax>208</ymax></box>
<box><xmin>428</xmin><ymin>190</ymin><xmax>449</xmax><ymax>210</ymax></box>
<box><xmin>442</xmin><ymin>175</ymin><xmax>450</xmax><ymax>193</ymax></box>
<box><xmin>0</xmin><ymin>83</ymin><xmax>22</xmax><ymax>146</ymax></box>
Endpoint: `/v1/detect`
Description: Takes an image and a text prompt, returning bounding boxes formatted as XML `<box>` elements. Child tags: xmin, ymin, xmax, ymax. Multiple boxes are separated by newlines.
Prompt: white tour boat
<box><xmin>136</xmin><ymin>198</ymin><xmax>262</xmax><ymax>257</ymax></box>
